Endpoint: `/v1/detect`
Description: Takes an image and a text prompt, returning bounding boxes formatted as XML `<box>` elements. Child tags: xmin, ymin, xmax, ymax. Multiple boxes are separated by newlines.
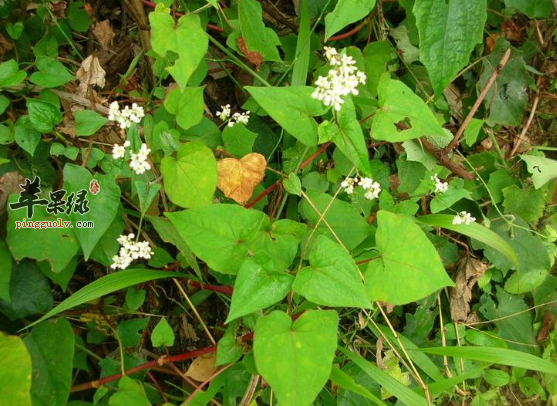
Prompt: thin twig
<box><xmin>509</xmin><ymin>95</ymin><xmax>539</xmax><ymax>157</ymax></box>
<box><xmin>445</xmin><ymin>48</ymin><xmax>512</xmax><ymax>152</ymax></box>
<box><xmin>173</xmin><ymin>279</ymin><xmax>216</xmax><ymax>345</ymax></box>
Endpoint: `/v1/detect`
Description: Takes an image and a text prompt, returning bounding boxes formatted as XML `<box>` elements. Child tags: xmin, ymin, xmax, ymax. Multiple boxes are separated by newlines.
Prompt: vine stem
<box><xmin>70</xmin><ymin>313</ymin><xmax>307</xmax><ymax>392</ymax></box>
<box><xmin>444</xmin><ymin>48</ymin><xmax>512</xmax><ymax>152</ymax></box>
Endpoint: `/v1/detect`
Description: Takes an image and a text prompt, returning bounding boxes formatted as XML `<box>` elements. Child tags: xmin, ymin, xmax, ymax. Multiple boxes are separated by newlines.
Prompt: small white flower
<box><xmin>227</xmin><ymin>111</ymin><xmax>251</xmax><ymax>127</ymax></box>
<box><xmin>107</xmin><ymin>101</ymin><xmax>145</xmax><ymax>129</ymax></box>
<box><xmin>112</xmin><ymin>144</ymin><xmax>126</xmax><ymax>159</ymax></box>
<box><xmin>452</xmin><ymin>211</ymin><xmax>476</xmax><ymax>225</ymax></box>
<box><xmin>341</xmin><ymin>177</ymin><xmax>358</xmax><ymax>195</ymax></box>
<box><xmin>363</xmin><ymin>180</ymin><xmax>381</xmax><ymax>201</ymax></box>
<box><xmin>312</xmin><ymin>47</ymin><xmax>366</xmax><ymax>111</ymax></box>
<box><xmin>216</xmin><ymin>104</ymin><xmax>231</xmax><ymax>121</ymax></box>
<box><xmin>431</xmin><ymin>174</ymin><xmax>449</xmax><ymax>194</ymax></box>
<box><xmin>129</xmin><ymin>143</ymin><xmax>151</xmax><ymax>175</ymax></box>
<box><xmin>111</xmin><ymin>233</ymin><xmax>154</xmax><ymax>270</ymax></box>
<box><xmin>359</xmin><ymin>177</ymin><xmax>374</xmax><ymax>190</ymax></box>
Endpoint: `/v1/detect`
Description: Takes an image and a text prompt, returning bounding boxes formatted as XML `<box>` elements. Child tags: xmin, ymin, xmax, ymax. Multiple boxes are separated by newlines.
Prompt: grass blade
<box><xmin>330</xmin><ymin>366</ymin><xmax>388</xmax><ymax>406</ymax></box>
<box><xmin>418</xmin><ymin>214</ymin><xmax>519</xmax><ymax>269</ymax></box>
<box><xmin>23</xmin><ymin>270</ymin><xmax>189</xmax><ymax>330</ymax></box>
<box><xmin>291</xmin><ymin>0</ymin><xmax>310</xmax><ymax>86</ymax></box>
<box><xmin>338</xmin><ymin>347</ymin><xmax>428</xmax><ymax>406</ymax></box>
<box><xmin>418</xmin><ymin>346</ymin><xmax>557</xmax><ymax>375</ymax></box>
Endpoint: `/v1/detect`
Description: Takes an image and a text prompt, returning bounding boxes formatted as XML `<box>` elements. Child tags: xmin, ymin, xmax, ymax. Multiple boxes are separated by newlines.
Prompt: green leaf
<box><xmin>363</xmin><ymin>41</ymin><xmax>393</xmax><ymax>97</ymax></box>
<box><xmin>6</xmin><ymin>21</ymin><xmax>24</xmax><ymax>40</ymax></box>
<box><xmin>283</xmin><ymin>173</ymin><xmax>302</xmax><ymax>196</ymax></box>
<box><xmin>483</xmin><ymin>370</ymin><xmax>511</xmax><ymax>387</ymax></box>
<box><xmin>216</xmin><ymin>323</ymin><xmax>244</xmax><ymax>366</ymax></box>
<box><xmin>164</xmin><ymin>86</ymin><xmax>205</xmax><ymax>130</ymax></box>
<box><xmin>365</xmin><ymin>211</ymin><xmax>454</xmax><ymax>304</ymax></box>
<box><xmin>125</xmin><ymin>288</ymin><xmax>146</xmax><ymax>311</ymax></box>
<box><xmin>479</xmin><ymin>287</ymin><xmax>537</xmax><ymax>353</ymax></box>
<box><xmin>27</xmin><ymin>99</ymin><xmax>62</xmax><ymax>133</ymax></box>
<box><xmin>414</xmin><ymin>0</ymin><xmax>486</xmax><ymax>95</ymax></box>
<box><xmin>479</xmin><ymin>39</ymin><xmax>533</xmax><ymax>126</ymax></box>
<box><xmin>30</xmin><ymin>57</ymin><xmax>74</xmax><ymax>88</ymax></box>
<box><xmin>135</xmin><ymin>180</ymin><xmax>161</xmax><ymax>216</ymax></box>
<box><xmin>301</xmin><ymin>191</ymin><xmax>370</xmax><ymax>251</ymax></box>
<box><xmin>0</xmin><ymin>94</ymin><xmax>9</xmax><ymax>115</ymax></box>
<box><xmin>339</xmin><ymin>347</ymin><xmax>428</xmax><ymax>406</ymax></box>
<box><xmin>165</xmin><ymin>204</ymin><xmax>267</xmax><ymax>274</ymax></box>
<box><xmin>254</xmin><ymin>310</ymin><xmax>338</xmax><ymax>406</ymax></box>
<box><xmin>7</xmin><ymin>195</ymin><xmax>80</xmax><ymax>273</ymax></box>
<box><xmin>226</xmin><ymin>255</ymin><xmax>294</xmax><ymax>322</ymax></box>
<box><xmin>24</xmin><ymin>319</ymin><xmax>75</xmax><ymax>406</ymax></box>
<box><xmin>430</xmin><ymin>181</ymin><xmax>471</xmax><ymax>213</ymax></box>
<box><xmin>0</xmin><ymin>242</ymin><xmax>12</xmax><ymax>302</ymax></box>
<box><xmin>238</xmin><ymin>0</ymin><xmax>281</xmax><ymax>62</ymax></box>
<box><xmin>293</xmin><ymin>235</ymin><xmax>370</xmax><ymax>308</ymax></box>
<box><xmin>108</xmin><ymin>377</ymin><xmax>151</xmax><ymax>406</ymax></box>
<box><xmin>502</xmin><ymin>185</ymin><xmax>545</xmax><ymax>223</ymax></box>
<box><xmin>14</xmin><ymin>116</ymin><xmax>42</xmax><ymax>156</ymax></box>
<box><xmin>68</xmin><ymin>2</ymin><xmax>91</xmax><ymax>32</ymax></box>
<box><xmin>0</xmin><ymin>260</ymin><xmax>53</xmax><ymax>321</ymax></box>
<box><xmin>520</xmin><ymin>154</ymin><xmax>557</xmax><ymax>189</ymax></box>
<box><xmin>149</xmin><ymin>5</ymin><xmax>208</xmax><ymax>89</ymax></box>
<box><xmin>246</xmin><ymin>86</ymin><xmax>328</xmax><ymax>146</ymax></box>
<box><xmin>151</xmin><ymin>317</ymin><xmax>175</xmax><ymax>347</ymax></box>
<box><xmin>0</xmin><ymin>333</ymin><xmax>33</xmax><ymax>406</ymax></box>
<box><xmin>116</xmin><ymin>318</ymin><xmax>150</xmax><ymax>347</ymax></box>
<box><xmin>324</xmin><ymin>0</ymin><xmax>376</xmax><ymax>41</ymax></box>
<box><xmin>419</xmin><ymin>346</ymin><xmax>557</xmax><ymax>374</ymax></box>
<box><xmin>371</xmin><ymin>75</ymin><xmax>450</xmax><ymax>145</ymax></box>
<box><xmin>25</xmin><ymin>270</ymin><xmax>193</xmax><ymax>329</ymax></box>
<box><xmin>63</xmin><ymin>165</ymin><xmax>121</xmax><ymax>259</ymax></box>
<box><xmin>330</xmin><ymin>367</ymin><xmax>388</xmax><ymax>406</ymax></box>
<box><xmin>75</xmin><ymin>110</ymin><xmax>109</xmax><ymax>136</ymax></box>
<box><xmin>418</xmin><ymin>214</ymin><xmax>520</xmax><ymax>270</ymax></box>
<box><xmin>222</xmin><ymin>124</ymin><xmax>257</xmax><ymax>157</ymax></box>
<box><xmin>291</xmin><ymin>0</ymin><xmax>310</xmax><ymax>86</ymax></box>
<box><xmin>161</xmin><ymin>142</ymin><xmax>217</xmax><ymax>208</ymax></box>
<box><xmin>330</xmin><ymin>97</ymin><xmax>371</xmax><ymax>175</ymax></box>
<box><xmin>0</xmin><ymin>59</ymin><xmax>26</xmax><ymax>88</ymax></box>
<box><xmin>504</xmin><ymin>0</ymin><xmax>552</xmax><ymax>18</ymax></box>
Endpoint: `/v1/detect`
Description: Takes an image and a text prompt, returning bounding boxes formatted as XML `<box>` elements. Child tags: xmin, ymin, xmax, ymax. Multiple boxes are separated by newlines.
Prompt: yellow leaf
<box><xmin>217</xmin><ymin>153</ymin><xmax>266</xmax><ymax>205</ymax></box>
<box><xmin>185</xmin><ymin>353</ymin><xmax>217</xmax><ymax>382</ymax></box>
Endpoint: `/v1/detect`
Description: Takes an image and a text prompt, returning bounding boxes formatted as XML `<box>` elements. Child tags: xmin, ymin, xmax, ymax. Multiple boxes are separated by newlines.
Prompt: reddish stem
<box><xmin>245</xmin><ymin>181</ymin><xmax>280</xmax><ymax>209</ymax></box>
<box><xmin>162</xmin><ymin>263</ymin><xmax>234</xmax><ymax>295</ymax></box>
<box><xmin>327</xmin><ymin>21</ymin><xmax>367</xmax><ymax>42</ymax></box>
<box><xmin>300</xmin><ymin>142</ymin><xmax>332</xmax><ymax>170</ymax></box>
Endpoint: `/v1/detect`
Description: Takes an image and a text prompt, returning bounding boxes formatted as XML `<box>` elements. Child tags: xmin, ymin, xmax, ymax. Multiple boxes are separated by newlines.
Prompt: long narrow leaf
<box><xmin>418</xmin><ymin>214</ymin><xmax>519</xmax><ymax>269</ymax></box>
<box><xmin>330</xmin><ymin>366</ymin><xmax>388</xmax><ymax>406</ymax></box>
<box><xmin>291</xmin><ymin>0</ymin><xmax>310</xmax><ymax>86</ymax></box>
<box><xmin>368</xmin><ymin>324</ymin><xmax>444</xmax><ymax>382</ymax></box>
<box><xmin>338</xmin><ymin>347</ymin><xmax>428</xmax><ymax>406</ymax></box>
<box><xmin>428</xmin><ymin>368</ymin><xmax>483</xmax><ymax>395</ymax></box>
<box><xmin>419</xmin><ymin>346</ymin><xmax>557</xmax><ymax>375</ymax></box>
<box><xmin>24</xmin><ymin>270</ymin><xmax>189</xmax><ymax>330</ymax></box>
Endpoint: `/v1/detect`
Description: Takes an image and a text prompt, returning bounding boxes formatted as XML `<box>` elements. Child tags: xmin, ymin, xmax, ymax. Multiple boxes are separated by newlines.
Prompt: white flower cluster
<box><xmin>108</xmin><ymin>101</ymin><xmax>145</xmax><ymax>129</ymax></box>
<box><xmin>312</xmin><ymin>47</ymin><xmax>367</xmax><ymax>111</ymax></box>
<box><xmin>111</xmin><ymin>233</ymin><xmax>154</xmax><ymax>270</ymax></box>
<box><xmin>216</xmin><ymin>105</ymin><xmax>251</xmax><ymax>127</ymax></box>
<box><xmin>111</xmin><ymin>142</ymin><xmax>151</xmax><ymax>175</ymax></box>
<box><xmin>431</xmin><ymin>174</ymin><xmax>449</xmax><ymax>194</ymax></box>
<box><xmin>130</xmin><ymin>143</ymin><xmax>151</xmax><ymax>175</ymax></box>
<box><xmin>452</xmin><ymin>211</ymin><xmax>476</xmax><ymax>225</ymax></box>
<box><xmin>341</xmin><ymin>176</ymin><xmax>381</xmax><ymax>200</ymax></box>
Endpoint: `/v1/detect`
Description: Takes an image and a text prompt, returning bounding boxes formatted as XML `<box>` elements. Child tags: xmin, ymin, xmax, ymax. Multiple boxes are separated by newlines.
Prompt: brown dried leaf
<box><xmin>0</xmin><ymin>171</ymin><xmax>25</xmax><ymax>214</ymax></box>
<box><xmin>237</xmin><ymin>37</ymin><xmax>263</xmax><ymax>71</ymax></box>
<box><xmin>185</xmin><ymin>353</ymin><xmax>217</xmax><ymax>382</ymax></box>
<box><xmin>450</xmin><ymin>256</ymin><xmax>488</xmax><ymax>323</ymax></box>
<box><xmin>0</xmin><ymin>33</ymin><xmax>13</xmax><ymax>59</ymax></box>
<box><xmin>92</xmin><ymin>20</ymin><xmax>115</xmax><ymax>50</ymax></box>
<box><xmin>76</xmin><ymin>55</ymin><xmax>106</xmax><ymax>89</ymax></box>
<box><xmin>217</xmin><ymin>153</ymin><xmax>266</xmax><ymax>205</ymax></box>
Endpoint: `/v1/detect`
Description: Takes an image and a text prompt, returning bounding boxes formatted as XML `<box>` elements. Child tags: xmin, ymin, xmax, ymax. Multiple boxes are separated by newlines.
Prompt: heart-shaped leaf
<box><xmin>254</xmin><ymin>310</ymin><xmax>338</xmax><ymax>406</ymax></box>
<box><xmin>217</xmin><ymin>153</ymin><xmax>266</xmax><ymax>205</ymax></box>
<box><xmin>365</xmin><ymin>210</ymin><xmax>454</xmax><ymax>304</ymax></box>
<box><xmin>293</xmin><ymin>235</ymin><xmax>370</xmax><ymax>308</ymax></box>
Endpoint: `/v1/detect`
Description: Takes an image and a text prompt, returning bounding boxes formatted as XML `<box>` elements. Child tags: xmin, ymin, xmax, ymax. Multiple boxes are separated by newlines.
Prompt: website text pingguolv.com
<box><xmin>14</xmin><ymin>218</ymin><xmax>95</xmax><ymax>229</ymax></box>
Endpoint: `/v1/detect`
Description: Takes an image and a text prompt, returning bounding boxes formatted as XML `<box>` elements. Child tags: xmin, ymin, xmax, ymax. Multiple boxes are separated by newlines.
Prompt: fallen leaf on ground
<box><xmin>450</xmin><ymin>256</ymin><xmax>488</xmax><ymax>323</ymax></box>
<box><xmin>76</xmin><ymin>55</ymin><xmax>106</xmax><ymax>93</ymax></box>
<box><xmin>237</xmin><ymin>37</ymin><xmax>263</xmax><ymax>71</ymax></box>
<box><xmin>91</xmin><ymin>20</ymin><xmax>115</xmax><ymax>50</ymax></box>
<box><xmin>0</xmin><ymin>171</ymin><xmax>26</xmax><ymax>214</ymax></box>
<box><xmin>217</xmin><ymin>153</ymin><xmax>266</xmax><ymax>205</ymax></box>
<box><xmin>185</xmin><ymin>353</ymin><xmax>217</xmax><ymax>382</ymax></box>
